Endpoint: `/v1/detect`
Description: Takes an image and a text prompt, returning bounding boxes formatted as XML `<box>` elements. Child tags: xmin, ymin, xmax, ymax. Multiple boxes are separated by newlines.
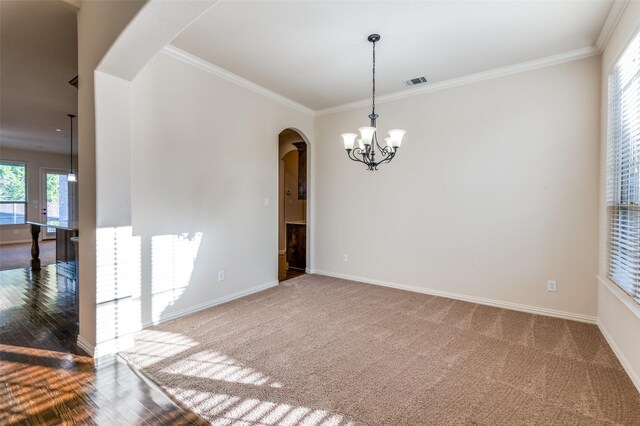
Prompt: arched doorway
<box><xmin>278</xmin><ymin>128</ymin><xmax>308</xmax><ymax>281</ymax></box>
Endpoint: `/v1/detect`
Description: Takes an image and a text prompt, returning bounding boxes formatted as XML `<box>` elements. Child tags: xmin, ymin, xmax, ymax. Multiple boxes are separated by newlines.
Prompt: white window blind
<box><xmin>607</xmin><ymin>31</ymin><xmax>640</xmax><ymax>304</ymax></box>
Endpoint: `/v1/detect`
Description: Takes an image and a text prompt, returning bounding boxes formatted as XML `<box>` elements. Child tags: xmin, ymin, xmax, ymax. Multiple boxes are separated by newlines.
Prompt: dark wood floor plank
<box><xmin>0</xmin><ymin>264</ymin><xmax>205</xmax><ymax>424</ymax></box>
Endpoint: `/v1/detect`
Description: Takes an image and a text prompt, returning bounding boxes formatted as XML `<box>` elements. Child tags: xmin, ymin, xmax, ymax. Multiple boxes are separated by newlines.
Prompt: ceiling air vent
<box><xmin>404</xmin><ymin>76</ymin><xmax>428</xmax><ymax>87</ymax></box>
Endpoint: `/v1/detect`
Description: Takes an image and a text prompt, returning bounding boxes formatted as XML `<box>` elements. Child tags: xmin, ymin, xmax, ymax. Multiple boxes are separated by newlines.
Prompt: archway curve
<box><xmin>278</xmin><ymin>127</ymin><xmax>312</xmax><ymax>280</ymax></box>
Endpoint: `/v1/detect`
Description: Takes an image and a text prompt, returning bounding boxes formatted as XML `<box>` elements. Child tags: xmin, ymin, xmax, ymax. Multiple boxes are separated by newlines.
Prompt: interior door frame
<box><xmin>39</xmin><ymin>167</ymin><xmax>70</xmax><ymax>240</ymax></box>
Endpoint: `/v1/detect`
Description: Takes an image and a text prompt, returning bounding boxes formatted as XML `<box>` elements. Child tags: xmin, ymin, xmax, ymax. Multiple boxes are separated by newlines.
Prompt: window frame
<box><xmin>606</xmin><ymin>30</ymin><xmax>640</xmax><ymax>305</ymax></box>
<box><xmin>0</xmin><ymin>160</ymin><xmax>28</xmax><ymax>227</ymax></box>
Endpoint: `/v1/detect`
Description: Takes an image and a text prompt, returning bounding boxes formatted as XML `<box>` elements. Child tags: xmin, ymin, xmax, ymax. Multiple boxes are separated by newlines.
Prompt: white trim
<box><xmin>76</xmin><ymin>335</ymin><xmax>95</xmax><ymax>357</ymax></box>
<box><xmin>316</xmin><ymin>46</ymin><xmax>600</xmax><ymax>116</ymax></box>
<box><xmin>598</xmin><ymin>275</ymin><xmax>640</xmax><ymax>320</ymax></box>
<box><xmin>597</xmin><ymin>318</ymin><xmax>640</xmax><ymax>394</ymax></box>
<box><xmin>313</xmin><ymin>270</ymin><xmax>597</xmax><ymax>324</ymax></box>
<box><xmin>595</xmin><ymin>0</ymin><xmax>629</xmax><ymax>51</ymax></box>
<box><xmin>141</xmin><ymin>280</ymin><xmax>279</xmax><ymax>328</ymax></box>
<box><xmin>161</xmin><ymin>45</ymin><xmax>315</xmax><ymax>117</ymax></box>
<box><xmin>164</xmin><ymin>43</ymin><xmax>605</xmax><ymax>118</ymax></box>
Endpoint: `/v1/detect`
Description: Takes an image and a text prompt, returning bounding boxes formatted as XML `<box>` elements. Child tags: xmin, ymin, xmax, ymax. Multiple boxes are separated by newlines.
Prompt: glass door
<box><xmin>40</xmin><ymin>169</ymin><xmax>71</xmax><ymax>239</ymax></box>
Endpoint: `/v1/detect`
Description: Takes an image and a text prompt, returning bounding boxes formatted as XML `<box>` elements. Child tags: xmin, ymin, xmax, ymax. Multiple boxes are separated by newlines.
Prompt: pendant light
<box><xmin>67</xmin><ymin>114</ymin><xmax>77</xmax><ymax>183</ymax></box>
<box><xmin>341</xmin><ymin>34</ymin><xmax>406</xmax><ymax>171</ymax></box>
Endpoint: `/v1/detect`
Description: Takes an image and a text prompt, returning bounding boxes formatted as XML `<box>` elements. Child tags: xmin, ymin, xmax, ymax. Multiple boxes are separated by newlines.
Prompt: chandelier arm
<box><xmin>351</xmin><ymin>147</ymin><xmax>375</xmax><ymax>170</ymax></box>
<box><xmin>348</xmin><ymin>149</ymin><xmax>367</xmax><ymax>165</ymax></box>
<box><xmin>375</xmin><ymin>136</ymin><xmax>394</xmax><ymax>158</ymax></box>
<box><xmin>354</xmin><ymin>147</ymin><xmax>368</xmax><ymax>163</ymax></box>
<box><xmin>375</xmin><ymin>151</ymin><xmax>395</xmax><ymax>169</ymax></box>
<box><xmin>374</xmin><ymin>132</ymin><xmax>385</xmax><ymax>154</ymax></box>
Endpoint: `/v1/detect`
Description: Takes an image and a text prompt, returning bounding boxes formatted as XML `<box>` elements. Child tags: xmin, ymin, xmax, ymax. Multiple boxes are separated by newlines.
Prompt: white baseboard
<box><xmin>597</xmin><ymin>318</ymin><xmax>640</xmax><ymax>394</ymax></box>
<box><xmin>76</xmin><ymin>335</ymin><xmax>95</xmax><ymax>357</ymax></box>
<box><xmin>313</xmin><ymin>270</ymin><xmax>597</xmax><ymax>324</ymax></box>
<box><xmin>141</xmin><ymin>280</ymin><xmax>280</xmax><ymax>329</ymax></box>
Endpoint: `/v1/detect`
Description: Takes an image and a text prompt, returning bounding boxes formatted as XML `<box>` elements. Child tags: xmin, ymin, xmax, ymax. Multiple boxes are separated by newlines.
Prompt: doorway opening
<box><xmin>41</xmin><ymin>168</ymin><xmax>75</xmax><ymax>239</ymax></box>
<box><xmin>278</xmin><ymin>129</ymin><xmax>308</xmax><ymax>282</ymax></box>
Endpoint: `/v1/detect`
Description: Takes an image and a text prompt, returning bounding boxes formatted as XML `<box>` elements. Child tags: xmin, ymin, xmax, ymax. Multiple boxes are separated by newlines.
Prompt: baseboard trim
<box><xmin>313</xmin><ymin>270</ymin><xmax>597</xmax><ymax>324</ymax></box>
<box><xmin>76</xmin><ymin>335</ymin><xmax>95</xmax><ymax>357</ymax></box>
<box><xmin>597</xmin><ymin>318</ymin><xmax>640</xmax><ymax>394</ymax></box>
<box><xmin>141</xmin><ymin>280</ymin><xmax>280</xmax><ymax>329</ymax></box>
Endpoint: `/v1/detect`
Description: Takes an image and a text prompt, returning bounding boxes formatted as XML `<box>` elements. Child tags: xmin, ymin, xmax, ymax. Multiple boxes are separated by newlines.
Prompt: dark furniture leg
<box><xmin>30</xmin><ymin>223</ymin><xmax>41</xmax><ymax>271</ymax></box>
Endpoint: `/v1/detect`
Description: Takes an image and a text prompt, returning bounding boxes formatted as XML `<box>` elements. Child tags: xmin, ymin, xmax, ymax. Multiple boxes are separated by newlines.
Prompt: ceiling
<box><xmin>172</xmin><ymin>0</ymin><xmax>615</xmax><ymax>111</ymax></box>
<box><xmin>1</xmin><ymin>0</ymin><xmax>78</xmax><ymax>154</ymax></box>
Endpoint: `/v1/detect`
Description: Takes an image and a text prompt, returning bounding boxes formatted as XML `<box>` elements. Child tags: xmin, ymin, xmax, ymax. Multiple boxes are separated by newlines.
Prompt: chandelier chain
<box><xmin>372</xmin><ymin>40</ymin><xmax>376</xmax><ymax>116</ymax></box>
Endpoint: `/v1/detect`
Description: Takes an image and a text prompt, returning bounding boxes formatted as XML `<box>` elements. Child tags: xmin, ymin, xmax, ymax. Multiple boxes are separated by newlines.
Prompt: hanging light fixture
<box><xmin>341</xmin><ymin>34</ymin><xmax>406</xmax><ymax>171</ymax></box>
<box><xmin>67</xmin><ymin>114</ymin><xmax>77</xmax><ymax>183</ymax></box>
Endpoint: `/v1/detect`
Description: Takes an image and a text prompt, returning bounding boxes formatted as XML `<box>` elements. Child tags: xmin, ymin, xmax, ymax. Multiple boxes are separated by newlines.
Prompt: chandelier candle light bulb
<box><xmin>341</xmin><ymin>34</ymin><xmax>406</xmax><ymax>171</ymax></box>
<box><xmin>358</xmin><ymin>127</ymin><xmax>376</xmax><ymax>146</ymax></box>
<box><xmin>341</xmin><ymin>133</ymin><xmax>357</xmax><ymax>150</ymax></box>
<box><xmin>388</xmin><ymin>129</ymin><xmax>407</xmax><ymax>148</ymax></box>
<box><xmin>384</xmin><ymin>136</ymin><xmax>393</xmax><ymax>149</ymax></box>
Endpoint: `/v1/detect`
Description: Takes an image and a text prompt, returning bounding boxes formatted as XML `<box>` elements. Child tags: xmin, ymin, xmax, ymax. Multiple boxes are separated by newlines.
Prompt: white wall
<box><xmin>76</xmin><ymin>0</ymin><xmax>146</xmax><ymax>355</ymax></box>
<box><xmin>76</xmin><ymin>0</ymin><xmax>215</xmax><ymax>356</ymax></box>
<box><xmin>0</xmin><ymin>147</ymin><xmax>77</xmax><ymax>244</ymax></box>
<box><xmin>598</xmin><ymin>1</ymin><xmax>640</xmax><ymax>392</ymax></box>
<box><xmin>315</xmin><ymin>56</ymin><xmax>600</xmax><ymax>320</ymax></box>
<box><xmin>130</xmin><ymin>51</ymin><xmax>314</xmax><ymax>326</ymax></box>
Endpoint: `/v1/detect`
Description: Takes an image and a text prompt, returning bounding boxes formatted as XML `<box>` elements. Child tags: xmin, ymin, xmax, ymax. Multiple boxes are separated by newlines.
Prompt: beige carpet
<box><xmin>120</xmin><ymin>274</ymin><xmax>640</xmax><ymax>425</ymax></box>
<box><xmin>0</xmin><ymin>240</ymin><xmax>56</xmax><ymax>271</ymax></box>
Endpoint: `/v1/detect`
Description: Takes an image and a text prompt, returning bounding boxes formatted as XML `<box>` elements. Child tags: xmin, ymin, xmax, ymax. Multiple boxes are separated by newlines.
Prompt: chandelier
<box><xmin>341</xmin><ymin>34</ymin><xmax>406</xmax><ymax>171</ymax></box>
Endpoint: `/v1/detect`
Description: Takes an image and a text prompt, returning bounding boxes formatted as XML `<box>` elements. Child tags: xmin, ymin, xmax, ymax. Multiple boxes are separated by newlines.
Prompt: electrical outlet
<box><xmin>342</xmin><ymin>254</ymin><xmax>348</xmax><ymax>263</ymax></box>
<box><xmin>264</xmin><ymin>197</ymin><xmax>269</xmax><ymax>206</ymax></box>
<box><xmin>218</xmin><ymin>271</ymin><xmax>225</xmax><ymax>281</ymax></box>
<box><xmin>547</xmin><ymin>280</ymin><xmax>557</xmax><ymax>292</ymax></box>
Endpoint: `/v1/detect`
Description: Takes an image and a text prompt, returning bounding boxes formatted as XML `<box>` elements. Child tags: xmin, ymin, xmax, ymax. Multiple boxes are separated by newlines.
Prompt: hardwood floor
<box><xmin>0</xmin><ymin>265</ymin><xmax>206</xmax><ymax>425</ymax></box>
<box><xmin>0</xmin><ymin>240</ymin><xmax>56</xmax><ymax>271</ymax></box>
<box><xmin>281</xmin><ymin>268</ymin><xmax>305</xmax><ymax>282</ymax></box>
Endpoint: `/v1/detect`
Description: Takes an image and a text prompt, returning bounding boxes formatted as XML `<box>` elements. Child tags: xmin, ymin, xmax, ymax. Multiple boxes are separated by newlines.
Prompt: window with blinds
<box><xmin>607</xmin><ymin>31</ymin><xmax>640</xmax><ymax>304</ymax></box>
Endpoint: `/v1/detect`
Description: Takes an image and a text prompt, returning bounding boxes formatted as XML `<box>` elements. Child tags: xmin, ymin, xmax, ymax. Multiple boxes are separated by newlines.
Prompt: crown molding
<box><xmin>161</xmin><ymin>45</ymin><xmax>315</xmax><ymax>117</ymax></box>
<box><xmin>166</xmin><ymin>31</ymin><xmax>612</xmax><ymax>119</ymax></box>
<box><xmin>316</xmin><ymin>45</ymin><xmax>600</xmax><ymax>116</ymax></box>
<box><xmin>595</xmin><ymin>0</ymin><xmax>629</xmax><ymax>52</ymax></box>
